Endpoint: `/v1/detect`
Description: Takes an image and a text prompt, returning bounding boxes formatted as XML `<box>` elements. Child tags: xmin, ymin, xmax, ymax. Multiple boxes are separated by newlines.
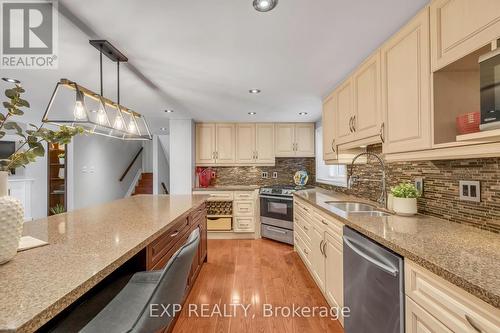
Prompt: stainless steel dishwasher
<box><xmin>343</xmin><ymin>226</ymin><xmax>404</xmax><ymax>333</ymax></box>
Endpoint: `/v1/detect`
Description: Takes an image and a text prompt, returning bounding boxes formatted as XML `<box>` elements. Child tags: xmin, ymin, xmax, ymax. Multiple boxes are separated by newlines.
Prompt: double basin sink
<box><xmin>325</xmin><ymin>201</ymin><xmax>391</xmax><ymax>217</ymax></box>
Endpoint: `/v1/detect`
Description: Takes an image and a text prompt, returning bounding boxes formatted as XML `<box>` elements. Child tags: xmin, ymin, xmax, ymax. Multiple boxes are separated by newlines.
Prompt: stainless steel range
<box><xmin>259</xmin><ymin>185</ymin><xmax>310</xmax><ymax>245</ymax></box>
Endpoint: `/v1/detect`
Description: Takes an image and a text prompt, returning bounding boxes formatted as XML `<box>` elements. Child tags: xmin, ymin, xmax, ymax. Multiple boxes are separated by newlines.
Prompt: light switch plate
<box><xmin>272</xmin><ymin>172</ymin><xmax>278</xmax><ymax>179</ymax></box>
<box><xmin>261</xmin><ymin>171</ymin><xmax>268</xmax><ymax>179</ymax></box>
<box><xmin>459</xmin><ymin>180</ymin><xmax>480</xmax><ymax>202</ymax></box>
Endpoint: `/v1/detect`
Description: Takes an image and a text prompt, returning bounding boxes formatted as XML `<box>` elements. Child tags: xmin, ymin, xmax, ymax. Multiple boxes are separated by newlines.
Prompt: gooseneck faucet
<box><xmin>348</xmin><ymin>152</ymin><xmax>387</xmax><ymax>208</ymax></box>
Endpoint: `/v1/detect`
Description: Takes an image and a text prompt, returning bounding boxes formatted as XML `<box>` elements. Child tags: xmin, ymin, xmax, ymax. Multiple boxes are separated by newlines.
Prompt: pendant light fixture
<box><xmin>42</xmin><ymin>40</ymin><xmax>152</xmax><ymax>140</ymax></box>
<box><xmin>253</xmin><ymin>0</ymin><xmax>278</xmax><ymax>12</ymax></box>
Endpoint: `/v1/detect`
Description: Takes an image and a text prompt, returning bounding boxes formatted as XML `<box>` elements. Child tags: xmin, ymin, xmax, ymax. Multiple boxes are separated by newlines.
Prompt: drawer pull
<box><xmin>170</xmin><ymin>231</ymin><xmax>179</xmax><ymax>238</ymax></box>
<box><xmin>303</xmin><ymin>225</ymin><xmax>308</xmax><ymax>231</ymax></box>
<box><xmin>304</xmin><ymin>248</ymin><xmax>309</xmax><ymax>255</ymax></box>
<box><xmin>266</xmin><ymin>226</ymin><xmax>286</xmax><ymax>234</ymax></box>
<box><xmin>465</xmin><ymin>315</ymin><xmax>483</xmax><ymax>333</ymax></box>
<box><xmin>321</xmin><ymin>219</ymin><xmax>328</xmax><ymax>226</ymax></box>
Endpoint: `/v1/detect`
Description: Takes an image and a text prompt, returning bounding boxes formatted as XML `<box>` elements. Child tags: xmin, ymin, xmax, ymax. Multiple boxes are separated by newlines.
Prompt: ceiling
<box><xmin>2</xmin><ymin>0</ymin><xmax>429</xmax><ymax>130</ymax></box>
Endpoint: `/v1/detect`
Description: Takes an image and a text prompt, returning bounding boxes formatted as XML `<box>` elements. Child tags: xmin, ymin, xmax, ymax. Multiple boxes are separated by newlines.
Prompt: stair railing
<box><xmin>119</xmin><ymin>147</ymin><xmax>144</xmax><ymax>182</ymax></box>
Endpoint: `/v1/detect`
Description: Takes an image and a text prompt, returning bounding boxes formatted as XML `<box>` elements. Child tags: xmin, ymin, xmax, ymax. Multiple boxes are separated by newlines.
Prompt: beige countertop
<box><xmin>0</xmin><ymin>194</ymin><xmax>208</xmax><ymax>333</ymax></box>
<box><xmin>193</xmin><ymin>185</ymin><xmax>260</xmax><ymax>191</ymax></box>
<box><xmin>294</xmin><ymin>187</ymin><xmax>500</xmax><ymax>309</ymax></box>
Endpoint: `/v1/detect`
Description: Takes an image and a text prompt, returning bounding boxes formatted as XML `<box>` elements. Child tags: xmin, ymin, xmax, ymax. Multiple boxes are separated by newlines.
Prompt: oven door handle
<box><xmin>259</xmin><ymin>195</ymin><xmax>293</xmax><ymax>201</ymax></box>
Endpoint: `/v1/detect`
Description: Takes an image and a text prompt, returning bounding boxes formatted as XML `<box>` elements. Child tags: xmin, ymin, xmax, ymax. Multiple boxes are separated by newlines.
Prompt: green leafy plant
<box><xmin>50</xmin><ymin>203</ymin><xmax>65</xmax><ymax>215</ymax></box>
<box><xmin>0</xmin><ymin>82</ymin><xmax>83</xmax><ymax>171</ymax></box>
<box><xmin>391</xmin><ymin>182</ymin><xmax>419</xmax><ymax>199</ymax></box>
<box><xmin>57</xmin><ymin>152</ymin><xmax>65</xmax><ymax>159</ymax></box>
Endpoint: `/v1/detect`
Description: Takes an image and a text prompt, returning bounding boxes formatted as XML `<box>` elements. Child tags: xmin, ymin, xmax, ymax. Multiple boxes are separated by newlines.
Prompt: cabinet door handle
<box><xmin>303</xmin><ymin>225</ymin><xmax>308</xmax><ymax>231</ymax></box>
<box><xmin>255</xmin><ymin>151</ymin><xmax>258</xmax><ymax>159</ymax></box>
<box><xmin>379</xmin><ymin>122</ymin><xmax>385</xmax><ymax>143</ymax></box>
<box><xmin>319</xmin><ymin>240</ymin><xmax>324</xmax><ymax>256</ymax></box>
<box><xmin>321</xmin><ymin>219</ymin><xmax>328</xmax><ymax>226</ymax></box>
<box><xmin>465</xmin><ymin>315</ymin><xmax>483</xmax><ymax>333</ymax></box>
<box><xmin>304</xmin><ymin>248</ymin><xmax>309</xmax><ymax>255</ymax></box>
<box><xmin>352</xmin><ymin>115</ymin><xmax>356</xmax><ymax>132</ymax></box>
<box><xmin>331</xmin><ymin>139</ymin><xmax>336</xmax><ymax>153</ymax></box>
<box><xmin>349</xmin><ymin>117</ymin><xmax>353</xmax><ymax>132</ymax></box>
<box><xmin>323</xmin><ymin>241</ymin><xmax>327</xmax><ymax>258</ymax></box>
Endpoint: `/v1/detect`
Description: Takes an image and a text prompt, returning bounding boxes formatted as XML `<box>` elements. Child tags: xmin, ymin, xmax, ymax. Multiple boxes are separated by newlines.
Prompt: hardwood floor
<box><xmin>173</xmin><ymin>239</ymin><xmax>344</xmax><ymax>333</ymax></box>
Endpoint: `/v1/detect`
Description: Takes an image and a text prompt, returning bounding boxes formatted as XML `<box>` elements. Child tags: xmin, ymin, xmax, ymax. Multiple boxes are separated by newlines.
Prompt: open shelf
<box><xmin>47</xmin><ymin>143</ymin><xmax>67</xmax><ymax>215</ymax></box>
<box><xmin>456</xmin><ymin>129</ymin><xmax>500</xmax><ymax>142</ymax></box>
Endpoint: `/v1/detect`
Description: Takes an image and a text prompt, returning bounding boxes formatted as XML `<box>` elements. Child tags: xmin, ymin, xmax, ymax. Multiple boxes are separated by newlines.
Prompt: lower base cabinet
<box><xmin>406</xmin><ymin>297</ymin><xmax>452</xmax><ymax>333</ymax></box>
<box><xmin>294</xmin><ymin>198</ymin><xmax>344</xmax><ymax>326</ymax></box>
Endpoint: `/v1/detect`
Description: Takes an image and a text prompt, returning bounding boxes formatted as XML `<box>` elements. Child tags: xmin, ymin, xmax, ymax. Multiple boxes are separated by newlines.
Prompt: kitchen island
<box><xmin>0</xmin><ymin>194</ymin><xmax>208</xmax><ymax>333</ymax></box>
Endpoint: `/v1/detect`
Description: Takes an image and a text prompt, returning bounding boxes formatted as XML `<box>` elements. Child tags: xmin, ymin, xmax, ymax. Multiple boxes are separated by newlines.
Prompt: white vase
<box><xmin>59</xmin><ymin>158</ymin><xmax>64</xmax><ymax>165</ymax></box>
<box><xmin>0</xmin><ymin>171</ymin><xmax>24</xmax><ymax>264</ymax></box>
<box><xmin>392</xmin><ymin>197</ymin><xmax>418</xmax><ymax>216</ymax></box>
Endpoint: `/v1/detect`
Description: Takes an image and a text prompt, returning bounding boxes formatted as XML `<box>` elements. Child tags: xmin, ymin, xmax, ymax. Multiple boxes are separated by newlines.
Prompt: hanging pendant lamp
<box><xmin>42</xmin><ymin>40</ymin><xmax>152</xmax><ymax>140</ymax></box>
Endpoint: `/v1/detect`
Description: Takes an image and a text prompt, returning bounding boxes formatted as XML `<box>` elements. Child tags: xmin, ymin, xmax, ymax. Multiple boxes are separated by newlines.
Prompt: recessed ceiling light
<box><xmin>253</xmin><ymin>0</ymin><xmax>278</xmax><ymax>12</ymax></box>
<box><xmin>249</xmin><ymin>89</ymin><xmax>261</xmax><ymax>94</ymax></box>
<box><xmin>299</xmin><ymin>112</ymin><xmax>308</xmax><ymax>115</ymax></box>
<box><xmin>2</xmin><ymin>77</ymin><xmax>21</xmax><ymax>84</ymax></box>
<box><xmin>248</xmin><ymin>112</ymin><xmax>257</xmax><ymax>115</ymax></box>
<box><xmin>160</xmin><ymin>127</ymin><xmax>168</xmax><ymax>131</ymax></box>
<box><xmin>165</xmin><ymin>109</ymin><xmax>174</xmax><ymax>113</ymax></box>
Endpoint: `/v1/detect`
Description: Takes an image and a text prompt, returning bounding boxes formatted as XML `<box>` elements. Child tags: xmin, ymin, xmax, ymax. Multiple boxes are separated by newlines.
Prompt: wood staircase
<box><xmin>132</xmin><ymin>173</ymin><xmax>153</xmax><ymax>195</ymax></box>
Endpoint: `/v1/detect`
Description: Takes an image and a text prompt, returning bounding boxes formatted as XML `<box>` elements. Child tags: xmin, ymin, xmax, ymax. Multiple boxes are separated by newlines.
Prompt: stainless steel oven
<box><xmin>479</xmin><ymin>42</ymin><xmax>500</xmax><ymax>130</ymax></box>
<box><xmin>259</xmin><ymin>186</ymin><xmax>295</xmax><ymax>245</ymax></box>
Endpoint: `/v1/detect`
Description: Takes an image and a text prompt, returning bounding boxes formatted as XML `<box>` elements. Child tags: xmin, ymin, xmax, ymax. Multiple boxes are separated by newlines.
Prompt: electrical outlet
<box><xmin>261</xmin><ymin>171</ymin><xmax>268</xmax><ymax>179</ymax></box>
<box><xmin>415</xmin><ymin>177</ymin><xmax>424</xmax><ymax>196</ymax></box>
<box><xmin>459</xmin><ymin>180</ymin><xmax>480</xmax><ymax>202</ymax></box>
<box><xmin>272</xmin><ymin>171</ymin><xmax>278</xmax><ymax>179</ymax></box>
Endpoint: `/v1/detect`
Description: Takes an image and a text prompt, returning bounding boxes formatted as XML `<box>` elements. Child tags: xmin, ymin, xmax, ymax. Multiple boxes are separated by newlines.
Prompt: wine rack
<box><xmin>207</xmin><ymin>201</ymin><xmax>232</xmax><ymax>216</ymax></box>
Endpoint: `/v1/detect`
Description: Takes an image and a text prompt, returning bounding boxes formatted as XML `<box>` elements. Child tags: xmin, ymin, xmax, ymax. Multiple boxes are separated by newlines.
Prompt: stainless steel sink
<box><xmin>325</xmin><ymin>201</ymin><xmax>377</xmax><ymax>212</ymax></box>
<box><xmin>348</xmin><ymin>211</ymin><xmax>392</xmax><ymax>217</ymax></box>
<box><xmin>325</xmin><ymin>201</ymin><xmax>391</xmax><ymax>217</ymax></box>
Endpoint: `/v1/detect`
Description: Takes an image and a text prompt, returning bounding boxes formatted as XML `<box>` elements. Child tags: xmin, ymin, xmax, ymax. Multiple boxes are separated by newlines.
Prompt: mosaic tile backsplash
<box><xmin>317</xmin><ymin>145</ymin><xmax>500</xmax><ymax>233</ymax></box>
<box><xmin>204</xmin><ymin>147</ymin><xmax>499</xmax><ymax>232</ymax></box>
<box><xmin>207</xmin><ymin>158</ymin><xmax>316</xmax><ymax>187</ymax></box>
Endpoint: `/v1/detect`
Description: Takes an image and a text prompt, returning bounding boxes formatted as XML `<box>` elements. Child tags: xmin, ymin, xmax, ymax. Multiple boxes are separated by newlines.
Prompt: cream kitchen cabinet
<box><xmin>430</xmin><ymin>0</ymin><xmax>500</xmax><ymax>71</ymax></box>
<box><xmin>275</xmin><ymin>123</ymin><xmax>315</xmax><ymax>157</ymax></box>
<box><xmin>405</xmin><ymin>260</ymin><xmax>500</xmax><ymax>333</ymax></box>
<box><xmin>195</xmin><ymin>123</ymin><xmax>235</xmax><ymax>165</ymax></box>
<box><xmin>335</xmin><ymin>80</ymin><xmax>354</xmax><ymax>145</ymax></box>
<box><xmin>215</xmin><ymin>124</ymin><xmax>235</xmax><ymax>164</ymax></box>
<box><xmin>195</xmin><ymin>123</ymin><xmax>216</xmax><ymax>164</ymax></box>
<box><xmin>381</xmin><ymin>7</ymin><xmax>432</xmax><ymax>154</ymax></box>
<box><xmin>406</xmin><ymin>297</ymin><xmax>452</xmax><ymax>333</ymax></box>
<box><xmin>352</xmin><ymin>50</ymin><xmax>382</xmax><ymax>141</ymax></box>
<box><xmin>235</xmin><ymin>123</ymin><xmax>275</xmax><ymax>164</ymax></box>
<box><xmin>294</xmin><ymin>198</ymin><xmax>345</xmax><ymax>326</ymax></box>
<box><xmin>322</xmin><ymin>93</ymin><xmax>337</xmax><ymax>161</ymax></box>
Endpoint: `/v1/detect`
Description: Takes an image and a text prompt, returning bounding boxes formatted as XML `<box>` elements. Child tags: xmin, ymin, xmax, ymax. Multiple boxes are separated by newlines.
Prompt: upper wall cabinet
<box><xmin>353</xmin><ymin>51</ymin><xmax>382</xmax><ymax>140</ymax></box>
<box><xmin>335</xmin><ymin>80</ymin><xmax>354</xmax><ymax>146</ymax></box>
<box><xmin>381</xmin><ymin>7</ymin><xmax>432</xmax><ymax>154</ymax></box>
<box><xmin>430</xmin><ymin>0</ymin><xmax>500</xmax><ymax>71</ymax></box>
<box><xmin>322</xmin><ymin>93</ymin><xmax>337</xmax><ymax>161</ymax></box>
<box><xmin>235</xmin><ymin>123</ymin><xmax>275</xmax><ymax>165</ymax></box>
<box><xmin>195</xmin><ymin>123</ymin><xmax>235</xmax><ymax>165</ymax></box>
<box><xmin>195</xmin><ymin>123</ymin><xmax>216</xmax><ymax>164</ymax></box>
<box><xmin>275</xmin><ymin>123</ymin><xmax>315</xmax><ymax>157</ymax></box>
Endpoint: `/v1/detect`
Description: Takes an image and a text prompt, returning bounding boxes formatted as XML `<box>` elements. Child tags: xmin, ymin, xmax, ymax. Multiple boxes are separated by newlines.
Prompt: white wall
<box><xmin>169</xmin><ymin>119</ymin><xmax>194</xmax><ymax>194</ymax></box>
<box><xmin>152</xmin><ymin>135</ymin><xmax>170</xmax><ymax>195</ymax></box>
<box><xmin>142</xmin><ymin>140</ymin><xmax>153</xmax><ymax>173</ymax></box>
<box><xmin>70</xmin><ymin>134</ymin><xmax>142</xmax><ymax>209</ymax></box>
<box><xmin>2</xmin><ymin>124</ymin><xmax>47</xmax><ymax>219</ymax></box>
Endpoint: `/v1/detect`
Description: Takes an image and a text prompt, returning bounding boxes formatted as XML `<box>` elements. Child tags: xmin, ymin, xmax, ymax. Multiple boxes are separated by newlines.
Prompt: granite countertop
<box><xmin>193</xmin><ymin>185</ymin><xmax>260</xmax><ymax>191</ymax></box>
<box><xmin>0</xmin><ymin>194</ymin><xmax>208</xmax><ymax>333</ymax></box>
<box><xmin>294</xmin><ymin>187</ymin><xmax>500</xmax><ymax>309</ymax></box>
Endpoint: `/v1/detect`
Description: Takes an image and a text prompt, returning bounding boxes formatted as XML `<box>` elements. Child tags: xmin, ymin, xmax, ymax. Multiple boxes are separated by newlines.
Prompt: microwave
<box><xmin>479</xmin><ymin>44</ymin><xmax>500</xmax><ymax>131</ymax></box>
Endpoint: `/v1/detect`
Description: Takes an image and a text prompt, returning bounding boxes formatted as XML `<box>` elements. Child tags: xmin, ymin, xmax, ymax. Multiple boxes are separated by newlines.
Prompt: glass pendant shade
<box><xmin>43</xmin><ymin>79</ymin><xmax>152</xmax><ymax>140</ymax></box>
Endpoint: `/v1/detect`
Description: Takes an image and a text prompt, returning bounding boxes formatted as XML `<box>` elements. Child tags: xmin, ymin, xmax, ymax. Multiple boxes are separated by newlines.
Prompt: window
<box><xmin>315</xmin><ymin>125</ymin><xmax>348</xmax><ymax>187</ymax></box>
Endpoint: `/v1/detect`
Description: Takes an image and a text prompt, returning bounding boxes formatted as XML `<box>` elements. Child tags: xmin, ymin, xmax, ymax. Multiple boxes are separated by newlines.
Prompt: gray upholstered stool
<box><xmin>80</xmin><ymin>228</ymin><xmax>200</xmax><ymax>333</ymax></box>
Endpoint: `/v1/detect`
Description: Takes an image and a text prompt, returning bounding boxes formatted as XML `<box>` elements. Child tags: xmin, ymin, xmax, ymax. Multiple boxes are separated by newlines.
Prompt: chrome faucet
<box><xmin>348</xmin><ymin>152</ymin><xmax>387</xmax><ymax>208</ymax></box>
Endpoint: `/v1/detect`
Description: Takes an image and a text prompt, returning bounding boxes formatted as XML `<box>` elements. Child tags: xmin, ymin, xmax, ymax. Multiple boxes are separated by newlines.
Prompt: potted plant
<box><xmin>0</xmin><ymin>81</ymin><xmax>82</xmax><ymax>264</ymax></box>
<box><xmin>50</xmin><ymin>203</ymin><xmax>65</xmax><ymax>215</ymax></box>
<box><xmin>58</xmin><ymin>152</ymin><xmax>65</xmax><ymax>165</ymax></box>
<box><xmin>390</xmin><ymin>182</ymin><xmax>419</xmax><ymax>216</ymax></box>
